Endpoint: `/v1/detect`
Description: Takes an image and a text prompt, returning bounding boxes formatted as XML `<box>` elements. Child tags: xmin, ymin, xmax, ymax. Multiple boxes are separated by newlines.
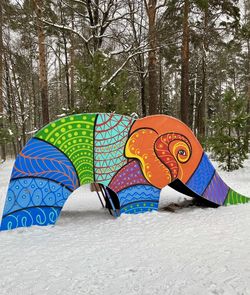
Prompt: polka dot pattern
<box><xmin>35</xmin><ymin>114</ymin><xmax>96</xmax><ymax>185</ymax></box>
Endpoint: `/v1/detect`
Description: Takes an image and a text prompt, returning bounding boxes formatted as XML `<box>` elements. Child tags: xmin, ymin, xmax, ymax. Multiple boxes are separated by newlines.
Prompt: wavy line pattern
<box><xmin>117</xmin><ymin>184</ymin><xmax>160</xmax><ymax>207</ymax></box>
<box><xmin>94</xmin><ymin>113</ymin><xmax>134</xmax><ymax>186</ymax></box>
<box><xmin>35</xmin><ymin>114</ymin><xmax>96</xmax><ymax>185</ymax></box>
<box><xmin>11</xmin><ymin>138</ymin><xmax>79</xmax><ymax>191</ymax></box>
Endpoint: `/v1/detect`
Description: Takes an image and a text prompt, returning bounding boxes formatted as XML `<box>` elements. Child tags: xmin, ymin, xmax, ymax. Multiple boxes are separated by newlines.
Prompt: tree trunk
<box><xmin>138</xmin><ymin>53</ymin><xmax>147</xmax><ymax>117</ymax></box>
<box><xmin>246</xmin><ymin>38</ymin><xmax>250</xmax><ymax>151</ymax></box>
<box><xmin>197</xmin><ymin>7</ymin><xmax>208</xmax><ymax>139</ymax></box>
<box><xmin>127</xmin><ymin>0</ymin><xmax>146</xmax><ymax>117</ymax></box>
<box><xmin>140</xmin><ymin>71</ymin><xmax>147</xmax><ymax>116</ymax></box>
<box><xmin>62</xmin><ymin>32</ymin><xmax>71</xmax><ymax>110</ymax></box>
<box><xmin>0</xmin><ymin>1</ymin><xmax>6</xmax><ymax>161</ymax></box>
<box><xmin>4</xmin><ymin>54</ymin><xmax>17</xmax><ymax>156</ymax></box>
<box><xmin>180</xmin><ymin>0</ymin><xmax>190</xmax><ymax>126</ymax></box>
<box><xmin>159</xmin><ymin>47</ymin><xmax>163</xmax><ymax>113</ymax></box>
<box><xmin>146</xmin><ymin>0</ymin><xmax>158</xmax><ymax>115</ymax></box>
<box><xmin>34</xmin><ymin>0</ymin><xmax>49</xmax><ymax>126</ymax></box>
<box><xmin>70</xmin><ymin>13</ymin><xmax>75</xmax><ymax>110</ymax></box>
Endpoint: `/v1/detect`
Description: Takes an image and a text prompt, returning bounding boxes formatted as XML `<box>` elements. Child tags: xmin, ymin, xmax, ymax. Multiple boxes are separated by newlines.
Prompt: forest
<box><xmin>0</xmin><ymin>0</ymin><xmax>249</xmax><ymax>171</ymax></box>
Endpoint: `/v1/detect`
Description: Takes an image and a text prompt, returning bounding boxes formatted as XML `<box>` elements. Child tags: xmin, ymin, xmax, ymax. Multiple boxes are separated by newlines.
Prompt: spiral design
<box><xmin>155</xmin><ymin>133</ymin><xmax>192</xmax><ymax>181</ymax></box>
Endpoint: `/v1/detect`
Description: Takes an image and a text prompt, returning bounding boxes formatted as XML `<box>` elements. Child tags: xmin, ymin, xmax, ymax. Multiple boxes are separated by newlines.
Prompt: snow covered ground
<box><xmin>0</xmin><ymin>158</ymin><xmax>250</xmax><ymax>295</ymax></box>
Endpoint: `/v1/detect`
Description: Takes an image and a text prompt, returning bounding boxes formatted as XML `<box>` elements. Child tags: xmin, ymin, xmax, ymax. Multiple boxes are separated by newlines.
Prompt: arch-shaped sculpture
<box><xmin>1</xmin><ymin>113</ymin><xmax>249</xmax><ymax>231</ymax></box>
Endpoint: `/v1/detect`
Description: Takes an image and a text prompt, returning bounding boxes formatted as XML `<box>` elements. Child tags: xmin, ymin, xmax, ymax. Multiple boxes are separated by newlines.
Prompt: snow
<box><xmin>0</xmin><ymin>158</ymin><xmax>250</xmax><ymax>295</ymax></box>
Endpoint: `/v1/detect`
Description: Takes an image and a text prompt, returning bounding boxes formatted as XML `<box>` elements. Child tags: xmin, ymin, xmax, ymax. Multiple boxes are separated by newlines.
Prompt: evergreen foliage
<box><xmin>0</xmin><ymin>0</ymin><xmax>249</xmax><ymax>170</ymax></box>
<box><xmin>76</xmin><ymin>52</ymin><xmax>137</xmax><ymax>115</ymax></box>
<box><xmin>209</xmin><ymin>88</ymin><xmax>249</xmax><ymax>171</ymax></box>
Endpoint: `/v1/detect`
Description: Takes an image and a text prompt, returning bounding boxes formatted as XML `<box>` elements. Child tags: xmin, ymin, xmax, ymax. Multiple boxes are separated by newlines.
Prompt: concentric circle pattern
<box><xmin>35</xmin><ymin>114</ymin><xmax>96</xmax><ymax>185</ymax></box>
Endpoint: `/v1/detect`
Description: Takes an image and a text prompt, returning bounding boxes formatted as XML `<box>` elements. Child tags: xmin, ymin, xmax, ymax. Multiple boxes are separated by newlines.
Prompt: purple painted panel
<box><xmin>203</xmin><ymin>172</ymin><xmax>229</xmax><ymax>205</ymax></box>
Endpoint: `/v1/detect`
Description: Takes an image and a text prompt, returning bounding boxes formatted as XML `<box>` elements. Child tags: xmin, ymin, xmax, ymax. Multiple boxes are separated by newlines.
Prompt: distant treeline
<box><xmin>0</xmin><ymin>0</ymin><xmax>249</xmax><ymax>170</ymax></box>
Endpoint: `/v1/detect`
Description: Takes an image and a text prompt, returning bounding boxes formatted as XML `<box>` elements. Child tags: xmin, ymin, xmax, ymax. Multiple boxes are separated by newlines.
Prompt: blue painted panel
<box><xmin>120</xmin><ymin>201</ymin><xmax>159</xmax><ymax>214</ymax></box>
<box><xmin>118</xmin><ymin>184</ymin><xmax>160</xmax><ymax>215</ymax></box>
<box><xmin>2</xmin><ymin>178</ymin><xmax>71</xmax><ymax>216</ymax></box>
<box><xmin>0</xmin><ymin>207</ymin><xmax>61</xmax><ymax>231</ymax></box>
<box><xmin>186</xmin><ymin>153</ymin><xmax>215</xmax><ymax>195</ymax></box>
<box><xmin>118</xmin><ymin>184</ymin><xmax>160</xmax><ymax>206</ymax></box>
<box><xmin>11</xmin><ymin>138</ymin><xmax>79</xmax><ymax>191</ymax></box>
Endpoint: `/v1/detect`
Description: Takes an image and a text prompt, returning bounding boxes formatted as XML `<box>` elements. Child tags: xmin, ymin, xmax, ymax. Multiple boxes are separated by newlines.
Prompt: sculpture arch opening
<box><xmin>0</xmin><ymin>179</ymin><xmax>121</xmax><ymax>231</ymax></box>
<box><xmin>56</xmin><ymin>183</ymin><xmax>121</xmax><ymax>226</ymax></box>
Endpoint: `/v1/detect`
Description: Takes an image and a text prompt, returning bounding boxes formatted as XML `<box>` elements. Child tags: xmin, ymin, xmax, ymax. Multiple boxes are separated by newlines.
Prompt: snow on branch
<box><xmin>100</xmin><ymin>46</ymin><xmax>156</xmax><ymax>91</ymax></box>
<box><xmin>41</xmin><ymin>19</ymin><xmax>93</xmax><ymax>57</ymax></box>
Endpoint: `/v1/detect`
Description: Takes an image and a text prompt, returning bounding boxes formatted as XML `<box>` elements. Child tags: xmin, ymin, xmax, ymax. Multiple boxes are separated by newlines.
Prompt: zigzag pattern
<box><xmin>12</xmin><ymin>138</ymin><xmax>79</xmax><ymax>191</ymax></box>
<box><xmin>117</xmin><ymin>184</ymin><xmax>160</xmax><ymax>207</ymax></box>
<box><xmin>94</xmin><ymin>113</ymin><xmax>134</xmax><ymax>186</ymax></box>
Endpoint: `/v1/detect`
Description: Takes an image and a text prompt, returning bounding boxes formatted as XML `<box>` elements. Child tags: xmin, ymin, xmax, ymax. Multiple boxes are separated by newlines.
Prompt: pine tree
<box><xmin>76</xmin><ymin>52</ymin><xmax>137</xmax><ymax>115</ymax></box>
<box><xmin>209</xmin><ymin>88</ymin><xmax>249</xmax><ymax>171</ymax></box>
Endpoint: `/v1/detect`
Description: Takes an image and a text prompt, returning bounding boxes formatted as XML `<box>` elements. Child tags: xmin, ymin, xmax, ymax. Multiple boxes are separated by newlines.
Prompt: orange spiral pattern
<box><xmin>155</xmin><ymin>133</ymin><xmax>192</xmax><ymax>181</ymax></box>
<box><xmin>125</xmin><ymin>128</ymin><xmax>172</xmax><ymax>188</ymax></box>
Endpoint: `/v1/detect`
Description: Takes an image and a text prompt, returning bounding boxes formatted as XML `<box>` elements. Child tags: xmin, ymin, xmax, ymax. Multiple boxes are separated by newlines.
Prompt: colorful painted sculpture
<box><xmin>1</xmin><ymin>113</ymin><xmax>249</xmax><ymax>231</ymax></box>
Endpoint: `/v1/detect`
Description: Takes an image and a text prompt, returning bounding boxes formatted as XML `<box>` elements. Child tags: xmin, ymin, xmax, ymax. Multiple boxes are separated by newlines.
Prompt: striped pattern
<box><xmin>94</xmin><ymin>113</ymin><xmax>134</xmax><ymax>186</ymax></box>
<box><xmin>186</xmin><ymin>153</ymin><xmax>215</xmax><ymax>195</ymax></box>
<box><xmin>224</xmin><ymin>189</ymin><xmax>250</xmax><ymax>205</ymax></box>
<box><xmin>203</xmin><ymin>172</ymin><xmax>229</xmax><ymax>205</ymax></box>
<box><xmin>35</xmin><ymin>114</ymin><xmax>96</xmax><ymax>185</ymax></box>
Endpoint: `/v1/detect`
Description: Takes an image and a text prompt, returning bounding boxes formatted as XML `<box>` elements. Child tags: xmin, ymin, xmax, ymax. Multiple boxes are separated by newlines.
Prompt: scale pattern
<box><xmin>0</xmin><ymin>177</ymin><xmax>71</xmax><ymax>230</ymax></box>
<box><xmin>94</xmin><ymin>113</ymin><xmax>134</xmax><ymax>186</ymax></box>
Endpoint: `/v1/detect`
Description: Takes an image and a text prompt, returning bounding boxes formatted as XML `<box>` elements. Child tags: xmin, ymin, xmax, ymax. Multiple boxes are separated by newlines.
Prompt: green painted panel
<box><xmin>35</xmin><ymin>114</ymin><xmax>96</xmax><ymax>185</ymax></box>
<box><xmin>224</xmin><ymin>189</ymin><xmax>250</xmax><ymax>205</ymax></box>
